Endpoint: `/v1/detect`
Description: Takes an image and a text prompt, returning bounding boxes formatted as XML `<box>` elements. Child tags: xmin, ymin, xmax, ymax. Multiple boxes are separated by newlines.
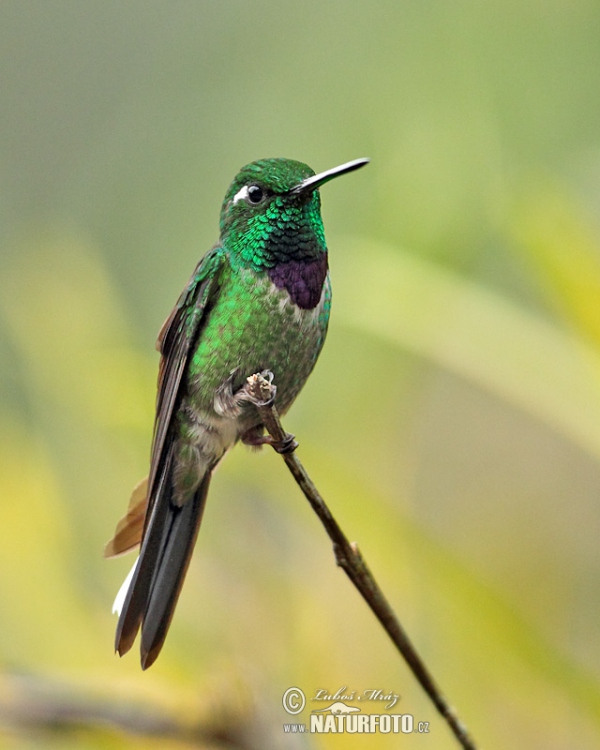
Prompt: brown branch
<box><xmin>245</xmin><ymin>372</ymin><xmax>479</xmax><ymax>750</ymax></box>
<box><xmin>0</xmin><ymin>675</ymin><xmax>278</xmax><ymax>750</ymax></box>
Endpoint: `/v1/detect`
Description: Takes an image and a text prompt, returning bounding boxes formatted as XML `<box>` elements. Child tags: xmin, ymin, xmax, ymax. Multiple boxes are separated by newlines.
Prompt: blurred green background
<box><xmin>1</xmin><ymin>2</ymin><xmax>600</xmax><ymax>748</ymax></box>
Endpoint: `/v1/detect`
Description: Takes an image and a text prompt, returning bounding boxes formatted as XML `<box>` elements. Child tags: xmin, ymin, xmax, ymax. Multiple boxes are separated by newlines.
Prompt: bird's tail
<box><xmin>111</xmin><ymin>466</ymin><xmax>211</xmax><ymax>669</ymax></box>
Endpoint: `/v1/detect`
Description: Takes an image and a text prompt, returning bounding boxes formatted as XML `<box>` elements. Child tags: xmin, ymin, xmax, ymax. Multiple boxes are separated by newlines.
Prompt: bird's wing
<box><xmin>104</xmin><ymin>246</ymin><xmax>225</xmax><ymax>557</ymax></box>
<box><xmin>110</xmin><ymin>246</ymin><xmax>226</xmax><ymax>665</ymax></box>
<box><xmin>148</xmin><ymin>244</ymin><xmax>225</xmax><ymax>519</ymax></box>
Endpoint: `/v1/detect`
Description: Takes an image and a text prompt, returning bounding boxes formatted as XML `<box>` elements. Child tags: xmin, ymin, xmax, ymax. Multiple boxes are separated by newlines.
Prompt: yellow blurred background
<box><xmin>1</xmin><ymin>2</ymin><xmax>600</xmax><ymax>748</ymax></box>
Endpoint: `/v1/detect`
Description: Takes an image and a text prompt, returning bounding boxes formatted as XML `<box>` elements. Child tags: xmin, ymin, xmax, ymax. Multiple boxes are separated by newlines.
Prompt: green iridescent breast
<box><xmin>187</xmin><ymin>257</ymin><xmax>331</xmax><ymax>418</ymax></box>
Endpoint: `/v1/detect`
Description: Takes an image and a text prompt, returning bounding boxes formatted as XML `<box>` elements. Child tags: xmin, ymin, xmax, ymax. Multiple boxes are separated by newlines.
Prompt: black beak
<box><xmin>289</xmin><ymin>157</ymin><xmax>370</xmax><ymax>196</ymax></box>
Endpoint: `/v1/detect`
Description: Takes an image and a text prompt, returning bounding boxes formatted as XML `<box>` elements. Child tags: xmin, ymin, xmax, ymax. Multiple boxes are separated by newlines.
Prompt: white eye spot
<box><xmin>232</xmin><ymin>185</ymin><xmax>249</xmax><ymax>204</ymax></box>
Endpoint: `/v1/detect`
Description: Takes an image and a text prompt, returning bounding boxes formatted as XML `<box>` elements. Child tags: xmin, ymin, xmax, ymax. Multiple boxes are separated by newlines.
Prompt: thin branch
<box><xmin>245</xmin><ymin>372</ymin><xmax>479</xmax><ymax>750</ymax></box>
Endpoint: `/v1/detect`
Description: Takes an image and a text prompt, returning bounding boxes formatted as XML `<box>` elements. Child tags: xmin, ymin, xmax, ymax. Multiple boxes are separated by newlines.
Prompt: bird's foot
<box><xmin>245</xmin><ymin>370</ymin><xmax>277</xmax><ymax>407</ymax></box>
<box><xmin>270</xmin><ymin>432</ymin><xmax>299</xmax><ymax>454</ymax></box>
<box><xmin>215</xmin><ymin>369</ymin><xmax>277</xmax><ymax>417</ymax></box>
<box><xmin>214</xmin><ymin>368</ymin><xmax>251</xmax><ymax>417</ymax></box>
<box><xmin>241</xmin><ymin>425</ymin><xmax>298</xmax><ymax>454</ymax></box>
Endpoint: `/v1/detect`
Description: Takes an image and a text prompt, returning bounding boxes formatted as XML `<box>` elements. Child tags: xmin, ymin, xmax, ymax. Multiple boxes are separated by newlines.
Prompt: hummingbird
<box><xmin>105</xmin><ymin>156</ymin><xmax>369</xmax><ymax>669</ymax></box>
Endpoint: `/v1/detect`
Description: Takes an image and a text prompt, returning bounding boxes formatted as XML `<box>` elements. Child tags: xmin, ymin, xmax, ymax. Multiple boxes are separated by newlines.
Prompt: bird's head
<box><xmin>219</xmin><ymin>157</ymin><xmax>369</xmax><ymax>270</ymax></box>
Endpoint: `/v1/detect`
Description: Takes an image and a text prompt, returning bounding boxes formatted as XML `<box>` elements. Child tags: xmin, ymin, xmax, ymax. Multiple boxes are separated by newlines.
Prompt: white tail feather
<box><xmin>112</xmin><ymin>557</ymin><xmax>139</xmax><ymax>616</ymax></box>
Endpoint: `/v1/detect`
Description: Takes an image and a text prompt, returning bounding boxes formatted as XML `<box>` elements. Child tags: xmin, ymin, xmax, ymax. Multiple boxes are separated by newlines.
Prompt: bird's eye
<box><xmin>247</xmin><ymin>184</ymin><xmax>264</xmax><ymax>204</ymax></box>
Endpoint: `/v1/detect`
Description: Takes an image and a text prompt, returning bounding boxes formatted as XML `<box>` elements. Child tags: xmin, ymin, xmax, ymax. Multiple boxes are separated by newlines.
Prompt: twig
<box><xmin>245</xmin><ymin>372</ymin><xmax>479</xmax><ymax>750</ymax></box>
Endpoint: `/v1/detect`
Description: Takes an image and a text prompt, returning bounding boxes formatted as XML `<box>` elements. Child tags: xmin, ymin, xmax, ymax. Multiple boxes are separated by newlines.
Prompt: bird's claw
<box><xmin>241</xmin><ymin>424</ymin><xmax>298</xmax><ymax>454</ymax></box>
<box><xmin>245</xmin><ymin>370</ymin><xmax>277</xmax><ymax>407</ymax></box>
<box><xmin>271</xmin><ymin>432</ymin><xmax>298</xmax><ymax>454</ymax></box>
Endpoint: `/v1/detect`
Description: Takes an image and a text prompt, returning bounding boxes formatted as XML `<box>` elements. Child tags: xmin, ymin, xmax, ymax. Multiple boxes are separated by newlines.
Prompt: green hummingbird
<box><xmin>105</xmin><ymin>156</ymin><xmax>369</xmax><ymax>669</ymax></box>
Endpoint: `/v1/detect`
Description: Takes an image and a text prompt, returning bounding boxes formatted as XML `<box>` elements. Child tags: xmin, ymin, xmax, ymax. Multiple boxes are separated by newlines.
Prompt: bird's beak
<box><xmin>289</xmin><ymin>157</ymin><xmax>370</xmax><ymax>196</ymax></box>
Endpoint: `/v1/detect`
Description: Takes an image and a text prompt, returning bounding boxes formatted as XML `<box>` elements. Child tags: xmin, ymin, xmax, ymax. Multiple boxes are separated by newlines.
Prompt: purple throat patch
<box><xmin>267</xmin><ymin>254</ymin><xmax>328</xmax><ymax>310</ymax></box>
